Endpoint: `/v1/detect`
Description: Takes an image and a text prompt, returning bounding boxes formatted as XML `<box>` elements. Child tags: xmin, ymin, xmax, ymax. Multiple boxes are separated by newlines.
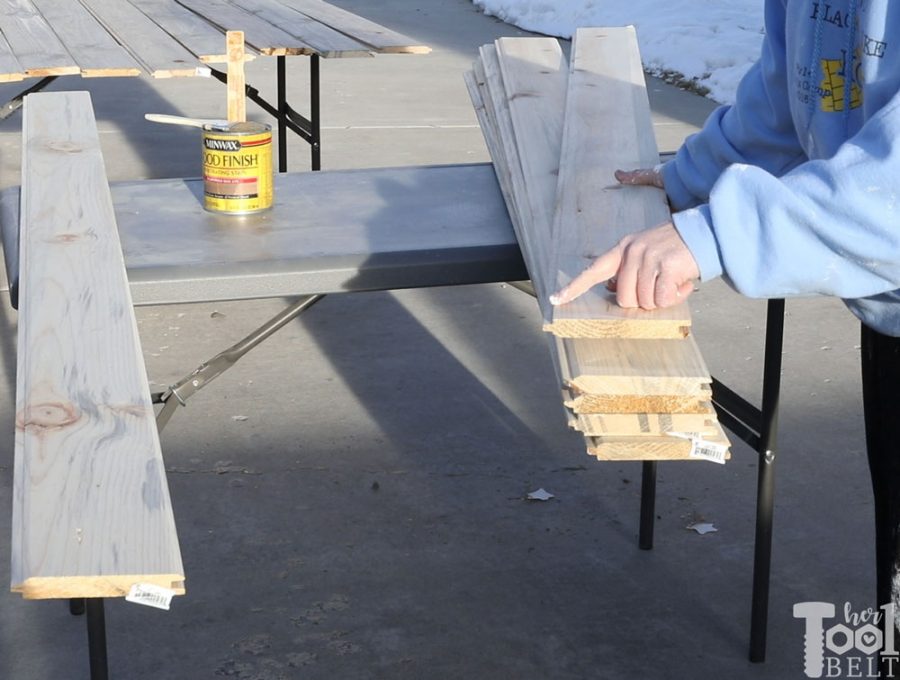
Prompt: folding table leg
<box><xmin>639</xmin><ymin>461</ymin><xmax>658</xmax><ymax>550</ymax></box>
<box><xmin>309</xmin><ymin>54</ymin><xmax>321</xmax><ymax>171</ymax></box>
<box><xmin>277</xmin><ymin>56</ymin><xmax>288</xmax><ymax>173</ymax></box>
<box><xmin>86</xmin><ymin>599</ymin><xmax>109</xmax><ymax>680</ymax></box>
<box><xmin>154</xmin><ymin>295</ymin><xmax>324</xmax><ymax>431</ymax></box>
<box><xmin>748</xmin><ymin>298</ymin><xmax>785</xmax><ymax>663</ymax></box>
<box><xmin>0</xmin><ymin>76</ymin><xmax>58</xmax><ymax>121</ymax></box>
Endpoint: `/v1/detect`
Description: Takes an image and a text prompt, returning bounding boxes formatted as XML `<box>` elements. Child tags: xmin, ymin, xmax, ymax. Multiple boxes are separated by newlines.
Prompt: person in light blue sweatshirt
<box><xmin>551</xmin><ymin>0</ymin><xmax>900</xmax><ymax>657</ymax></box>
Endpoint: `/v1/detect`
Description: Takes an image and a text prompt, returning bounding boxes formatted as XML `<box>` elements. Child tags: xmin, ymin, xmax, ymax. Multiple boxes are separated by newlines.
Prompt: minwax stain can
<box><xmin>202</xmin><ymin>121</ymin><xmax>273</xmax><ymax>214</ymax></box>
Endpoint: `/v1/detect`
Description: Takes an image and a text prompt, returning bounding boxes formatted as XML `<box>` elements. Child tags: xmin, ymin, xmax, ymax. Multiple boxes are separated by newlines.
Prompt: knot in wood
<box><xmin>17</xmin><ymin>402</ymin><xmax>80</xmax><ymax>433</ymax></box>
<box><xmin>46</xmin><ymin>141</ymin><xmax>83</xmax><ymax>154</ymax></box>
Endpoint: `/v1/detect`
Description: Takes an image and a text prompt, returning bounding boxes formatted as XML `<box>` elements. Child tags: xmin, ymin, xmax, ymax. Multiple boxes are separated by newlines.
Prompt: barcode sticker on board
<box><xmin>126</xmin><ymin>583</ymin><xmax>175</xmax><ymax>611</ymax></box>
<box><xmin>689</xmin><ymin>438</ymin><xmax>728</xmax><ymax>465</ymax></box>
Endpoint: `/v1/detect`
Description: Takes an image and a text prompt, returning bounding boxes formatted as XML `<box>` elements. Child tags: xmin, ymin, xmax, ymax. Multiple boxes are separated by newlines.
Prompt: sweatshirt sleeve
<box><xmin>662</xmin><ymin>0</ymin><xmax>806</xmax><ymax>210</ymax></box>
<box><xmin>673</xmin><ymin>88</ymin><xmax>900</xmax><ymax>299</ymax></box>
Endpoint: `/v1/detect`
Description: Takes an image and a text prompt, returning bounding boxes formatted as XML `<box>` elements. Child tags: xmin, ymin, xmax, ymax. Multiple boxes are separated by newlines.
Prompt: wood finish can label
<box><xmin>203</xmin><ymin>121</ymin><xmax>273</xmax><ymax>214</ymax></box>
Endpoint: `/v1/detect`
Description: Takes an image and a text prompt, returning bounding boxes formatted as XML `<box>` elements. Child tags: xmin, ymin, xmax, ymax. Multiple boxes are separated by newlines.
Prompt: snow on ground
<box><xmin>472</xmin><ymin>0</ymin><xmax>765</xmax><ymax>104</ymax></box>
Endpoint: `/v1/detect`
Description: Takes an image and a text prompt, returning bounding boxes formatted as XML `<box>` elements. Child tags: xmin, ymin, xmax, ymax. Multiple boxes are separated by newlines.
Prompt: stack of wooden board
<box><xmin>0</xmin><ymin>0</ymin><xmax>429</xmax><ymax>81</ymax></box>
<box><xmin>465</xmin><ymin>27</ymin><xmax>730</xmax><ymax>463</ymax></box>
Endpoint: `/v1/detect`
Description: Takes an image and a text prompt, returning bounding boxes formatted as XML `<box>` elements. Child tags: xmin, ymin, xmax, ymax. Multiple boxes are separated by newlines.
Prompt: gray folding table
<box><xmin>0</xmin><ymin>160</ymin><xmax>784</xmax><ymax>676</ymax></box>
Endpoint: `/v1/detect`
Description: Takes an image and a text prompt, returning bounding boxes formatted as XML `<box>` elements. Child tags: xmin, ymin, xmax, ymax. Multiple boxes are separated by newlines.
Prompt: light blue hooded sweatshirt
<box><xmin>663</xmin><ymin>0</ymin><xmax>900</xmax><ymax>334</ymax></box>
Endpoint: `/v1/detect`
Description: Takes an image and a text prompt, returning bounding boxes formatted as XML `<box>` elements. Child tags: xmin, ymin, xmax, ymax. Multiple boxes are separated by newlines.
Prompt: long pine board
<box><xmin>495</xmin><ymin>36</ymin><xmax>567</xmax><ymax>310</ymax></box>
<box><xmin>228</xmin><ymin>0</ymin><xmax>372</xmax><ymax>57</ymax></box>
<box><xmin>0</xmin><ymin>0</ymin><xmax>79</xmax><ymax>76</ymax></box>
<box><xmin>31</xmin><ymin>0</ymin><xmax>142</xmax><ymax>77</ymax></box>
<box><xmin>177</xmin><ymin>0</ymin><xmax>314</xmax><ymax>55</ymax></box>
<box><xmin>12</xmin><ymin>91</ymin><xmax>184</xmax><ymax>599</ymax></box>
<box><xmin>564</xmin><ymin>390</ymin><xmax>714</xmax><ymax>415</ymax></box>
<box><xmin>272</xmin><ymin>0</ymin><xmax>430</xmax><ymax>53</ymax></box>
<box><xmin>129</xmin><ymin>0</ymin><xmax>260</xmax><ymax>63</ymax></box>
<box><xmin>557</xmin><ymin>336</ymin><xmax>711</xmax><ymax>396</ymax></box>
<box><xmin>0</xmin><ymin>29</ymin><xmax>25</xmax><ymax>82</ymax></box>
<box><xmin>586</xmin><ymin>425</ymin><xmax>731</xmax><ymax>462</ymax></box>
<box><xmin>79</xmin><ymin>0</ymin><xmax>202</xmax><ymax>77</ymax></box>
<box><xmin>571</xmin><ymin>412</ymin><xmax>718</xmax><ymax>437</ymax></box>
<box><xmin>547</xmin><ymin>27</ymin><xmax>692</xmax><ymax>339</ymax></box>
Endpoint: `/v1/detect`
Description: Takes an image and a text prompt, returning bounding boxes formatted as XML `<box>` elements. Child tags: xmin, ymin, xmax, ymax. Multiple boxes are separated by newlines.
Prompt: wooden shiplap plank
<box><xmin>547</xmin><ymin>27</ymin><xmax>692</xmax><ymax>339</ymax></box>
<box><xmin>78</xmin><ymin>0</ymin><xmax>203</xmax><ymax>77</ymax></box>
<box><xmin>129</xmin><ymin>0</ymin><xmax>259</xmax><ymax>63</ymax></box>
<box><xmin>176</xmin><ymin>0</ymin><xmax>314</xmax><ymax>55</ymax></box>
<box><xmin>0</xmin><ymin>29</ymin><xmax>25</xmax><ymax>82</ymax></box>
<box><xmin>571</xmin><ymin>412</ymin><xmax>717</xmax><ymax>437</ymax></box>
<box><xmin>12</xmin><ymin>91</ymin><xmax>184</xmax><ymax>599</ymax></box>
<box><xmin>468</xmin><ymin>35</ymin><xmax>728</xmax><ymax>459</ymax></box>
<box><xmin>0</xmin><ymin>0</ymin><xmax>79</xmax><ymax>76</ymax></box>
<box><xmin>495</xmin><ymin>36</ymin><xmax>568</xmax><ymax>314</ymax></box>
<box><xmin>228</xmin><ymin>0</ymin><xmax>372</xmax><ymax>57</ymax></box>
<box><xmin>30</xmin><ymin>0</ymin><xmax>142</xmax><ymax>77</ymax></box>
<box><xmin>586</xmin><ymin>423</ymin><xmax>731</xmax><ymax>461</ymax></box>
<box><xmin>558</xmin><ymin>336</ymin><xmax>711</xmax><ymax>396</ymax></box>
<box><xmin>564</xmin><ymin>390</ymin><xmax>713</xmax><ymax>415</ymax></box>
<box><xmin>272</xmin><ymin>0</ymin><xmax>429</xmax><ymax>53</ymax></box>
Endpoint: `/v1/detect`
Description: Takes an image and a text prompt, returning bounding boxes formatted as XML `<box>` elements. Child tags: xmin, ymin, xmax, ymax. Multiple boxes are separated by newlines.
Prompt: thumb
<box><xmin>549</xmin><ymin>245</ymin><xmax>623</xmax><ymax>306</ymax></box>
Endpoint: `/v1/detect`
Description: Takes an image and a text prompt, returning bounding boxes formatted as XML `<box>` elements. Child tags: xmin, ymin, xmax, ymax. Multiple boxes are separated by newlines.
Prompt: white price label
<box><xmin>126</xmin><ymin>583</ymin><xmax>175</xmax><ymax>611</ymax></box>
<box><xmin>689</xmin><ymin>438</ymin><xmax>729</xmax><ymax>465</ymax></box>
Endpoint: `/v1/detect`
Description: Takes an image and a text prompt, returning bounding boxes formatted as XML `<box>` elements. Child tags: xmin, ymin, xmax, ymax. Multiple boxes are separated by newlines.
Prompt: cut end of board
<box><xmin>585</xmin><ymin>423</ymin><xmax>731</xmax><ymax>462</ymax></box>
<box><xmin>379</xmin><ymin>45</ymin><xmax>432</xmax><ymax>54</ymax></box>
<box><xmin>543</xmin><ymin>318</ymin><xmax>691</xmax><ymax>339</ymax></box>
<box><xmin>81</xmin><ymin>67</ymin><xmax>142</xmax><ymax>78</ymax></box>
<box><xmin>12</xmin><ymin>574</ymin><xmax>185</xmax><ymax>600</ymax></box>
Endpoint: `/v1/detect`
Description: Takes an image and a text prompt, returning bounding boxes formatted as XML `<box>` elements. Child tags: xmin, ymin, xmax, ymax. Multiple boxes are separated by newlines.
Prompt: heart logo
<box><xmin>862</xmin><ymin>633</ymin><xmax>877</xmax><ymax>646</ymax></box>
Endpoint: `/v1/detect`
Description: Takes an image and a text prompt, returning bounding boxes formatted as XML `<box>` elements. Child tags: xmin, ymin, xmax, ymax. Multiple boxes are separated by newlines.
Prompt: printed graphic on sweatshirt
<box><xmin>820</xmin><ymin>50</ymin><xmax>862</xmax><ymax>111</ymax></box>
<box><xmin>800</xmin><ymin>3</ymin><xmax>888</xmax><ymax>113</ymax></box>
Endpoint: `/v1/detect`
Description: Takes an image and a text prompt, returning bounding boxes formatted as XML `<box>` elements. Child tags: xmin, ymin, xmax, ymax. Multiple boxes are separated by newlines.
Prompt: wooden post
<box><xmin>226</xmin><ymin>30</ymin><xmax>245</xmax><ymax>123</ymax></box>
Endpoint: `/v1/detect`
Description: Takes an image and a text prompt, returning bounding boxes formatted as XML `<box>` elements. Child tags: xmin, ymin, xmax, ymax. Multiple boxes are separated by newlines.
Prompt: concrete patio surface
<box><xmin>0</xmin><ymin>1</ymin><xmax>875</xmax><ymax>678</ymax></box>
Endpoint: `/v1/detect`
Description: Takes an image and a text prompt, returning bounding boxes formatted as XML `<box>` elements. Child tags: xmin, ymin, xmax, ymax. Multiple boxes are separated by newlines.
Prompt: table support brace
<box><xmin>154</xmin><ymin>295</ymin><xmax>324</xmax><ymax>430</ymax></box>
<box><xmin>0</xmin><ymin>76</ymin><xmax>58</xmax><ymax>121</ymax></box>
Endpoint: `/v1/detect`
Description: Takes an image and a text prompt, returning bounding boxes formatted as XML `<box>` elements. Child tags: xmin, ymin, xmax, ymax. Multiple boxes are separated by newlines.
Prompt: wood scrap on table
<box><xmin>466</xmin><ymin>28</ymin><xmax>730</xmax><ymax>462</ymax></box>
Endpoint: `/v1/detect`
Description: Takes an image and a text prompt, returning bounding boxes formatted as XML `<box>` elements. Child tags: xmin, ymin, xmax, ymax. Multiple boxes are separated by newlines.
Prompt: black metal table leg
<box><xmin>639</xmin><ymin>461</ymin><xmax>658</xmax><ymax>550</ymax></box>
<box><xmin>310</xmin><ymin>54</ymin><xmax>321</xmax><ymax>171</ymax></box>
<box><xmin>86</xmin><ymin>598</ymin><xmax>109</xmax><ymax>680</ymax></box>
<box><xmin>277</xmin><ymin>56</ymin><xmax>288</xmax><ymax>173</ymax></box>
<box><xmin>274</xmin><ymin>54</ymin><xmax>320</xmax><ymax>171</ymax></box>
<box><xmin>0</xmin><ymin>76</ymin><xmax>58</xmax><ymax>121</ymax></box>
<box><xmin>211</xmin><ymin>54</ymin><xmax>321</xmax><ymax>172</ymax></box>
<box><xmin>749</xmin><ymin>298</ymin><xmax>785</xmax><ymax>663</ymax></box>
<box><xmin>69</xmin><ymin>597</ymin><xmax>86</xmax><ymax>616</ymax></box>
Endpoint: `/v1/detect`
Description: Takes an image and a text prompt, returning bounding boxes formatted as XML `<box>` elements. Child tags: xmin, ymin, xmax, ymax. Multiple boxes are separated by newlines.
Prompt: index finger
<box><xmin>549</xmin><ymin>245</ymin><xmax>623</xmax><ymax>306</ymax></box>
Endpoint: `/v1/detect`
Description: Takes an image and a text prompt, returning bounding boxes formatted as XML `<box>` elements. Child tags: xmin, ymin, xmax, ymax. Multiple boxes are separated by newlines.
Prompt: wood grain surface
<box><xmin>11</xmin><ymin>91</ymin><xmax>184</xmax><ymax>599</ymax></box>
